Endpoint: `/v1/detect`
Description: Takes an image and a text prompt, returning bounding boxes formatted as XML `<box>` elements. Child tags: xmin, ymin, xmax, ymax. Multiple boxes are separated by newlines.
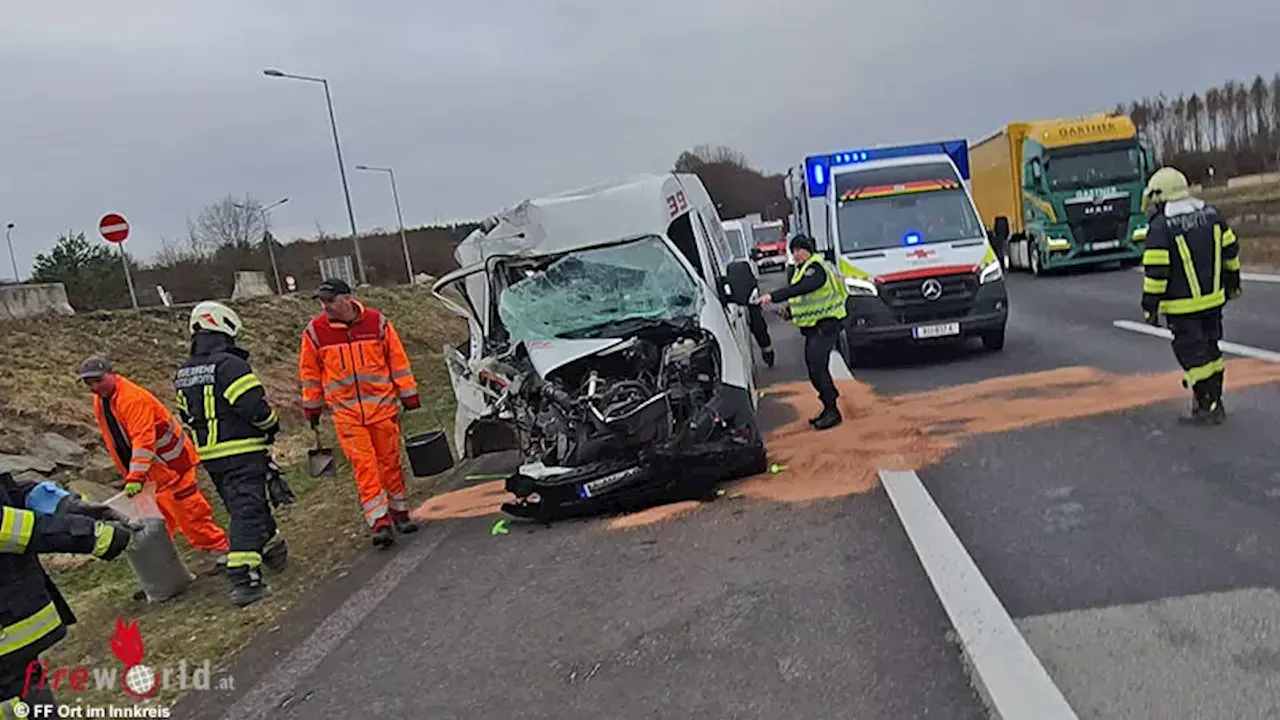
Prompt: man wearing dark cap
<box><xmin>298</xmin><ymin>279</ymin><xmax>422</xmax><ymax>547</ymax></box>
<box><xmin>78</xmin><ymin>355</ymin><xmax>230</xmax><ymax>564</ymax></box>
<box><xmin>754</xmin><ymin>235</ymin><xmax>850</xmax><ymax>429</ymax></box>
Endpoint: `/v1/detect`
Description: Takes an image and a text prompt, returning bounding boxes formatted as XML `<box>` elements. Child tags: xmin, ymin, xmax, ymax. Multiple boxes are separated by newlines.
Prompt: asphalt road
<box><xmin>178</xmin><ymin>263</ymin><xmax>1280</xmax><ymax>719</ymax></box>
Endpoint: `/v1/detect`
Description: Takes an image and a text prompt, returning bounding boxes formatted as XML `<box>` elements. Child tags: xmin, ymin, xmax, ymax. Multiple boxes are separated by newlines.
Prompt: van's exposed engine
<box><xmin>477</xmin><ymin>320</ymin><xmax>765</xmax><ymax>521</ymax></box>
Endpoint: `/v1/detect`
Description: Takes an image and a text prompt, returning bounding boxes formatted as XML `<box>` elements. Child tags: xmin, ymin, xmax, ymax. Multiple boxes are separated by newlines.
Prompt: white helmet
<box><xmin>189</xmin><ymin>301</ymin><xmax>242</xmax><ymax>337</ymax></box>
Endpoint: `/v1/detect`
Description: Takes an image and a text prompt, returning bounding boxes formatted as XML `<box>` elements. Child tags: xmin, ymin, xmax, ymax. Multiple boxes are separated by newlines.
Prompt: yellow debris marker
<box><xmin>491</xmin><ymin>519</ymin><xmax>510</xmax><ymax>536</ymax></box>
<box><xmin>769</xmin><ymin>463</ymin><xmax>788</xmax><ymax>474</ymax></box>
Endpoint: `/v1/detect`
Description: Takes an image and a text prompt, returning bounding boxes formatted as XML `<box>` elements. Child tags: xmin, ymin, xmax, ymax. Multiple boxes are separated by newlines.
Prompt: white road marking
<box><xmin>1112</xmin><ymin>320</ymin><xmax>1280</xmax><ymax>363</ymax></box>
<box><xmin>1130</xmin><ymin>266</ymin><xmax>1280</xmax><ymax>284</ymax></box>
<box><xmin>879</xmin><ymin>469</ymin><xmax>1080</xmax><ymax>720</ymax></box>
<box><xmin>829</xmin><ymin>349</ymin><xmax>852</xmax><ymax>380</ymax></box>
<box><xmin>1242</xmin><ymin>272</ymin><xmax>1280</xmax><ymax>283</ymax></box>
<box><xmin>221</xmin><ymin>526</ymin><xmax>456</xmax><ymax>719</ymax></box>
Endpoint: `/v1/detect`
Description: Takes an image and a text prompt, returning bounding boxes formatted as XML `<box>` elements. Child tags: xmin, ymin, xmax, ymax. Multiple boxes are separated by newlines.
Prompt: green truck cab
<box><xmin>970</xmin><ymin>113</ymin><xmax>1156</xmax><ymax>276</ymax></box>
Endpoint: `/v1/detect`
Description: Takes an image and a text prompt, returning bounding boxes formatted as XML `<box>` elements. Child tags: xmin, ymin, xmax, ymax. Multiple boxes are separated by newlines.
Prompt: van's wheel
<box><xmin>981</xmin><ymin>327</ymin><xmax>1007</xmax><ymax>351</ymax></box>
<box><xmin>838</xmin><ymin>327</ymin><xmax>858</xmax><ymax>369</ymax></box>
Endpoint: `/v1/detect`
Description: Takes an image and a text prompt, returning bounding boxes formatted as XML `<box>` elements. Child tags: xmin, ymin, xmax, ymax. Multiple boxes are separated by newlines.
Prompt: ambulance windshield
<box><xmin>832</xmin><ymin>163</ymin><xmax>983</xmax><ymax>253</ymax></box>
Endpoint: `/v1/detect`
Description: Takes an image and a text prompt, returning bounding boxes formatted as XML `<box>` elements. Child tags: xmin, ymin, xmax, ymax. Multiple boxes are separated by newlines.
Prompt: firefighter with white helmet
<box><xmin>1140</xmin><ymin>166</ymin><xmax>1243</xmax><ymax>424</ymax></box>
<box><xmin>173</xmin><ymin>301</ymin><xmax>293</xmax><ymax>607</ymax></box>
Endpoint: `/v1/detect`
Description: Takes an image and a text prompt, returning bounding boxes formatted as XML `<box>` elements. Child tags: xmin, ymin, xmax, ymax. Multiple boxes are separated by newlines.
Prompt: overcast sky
<box><xmin>3</xmin><ymin>0</ymin><xmax>1277</xmax><ymax>276</ymax></box>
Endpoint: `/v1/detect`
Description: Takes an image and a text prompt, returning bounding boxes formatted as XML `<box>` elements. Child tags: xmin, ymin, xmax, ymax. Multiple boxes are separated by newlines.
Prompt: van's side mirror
<box><xmin>721</xmin><ymin>261</ymin><xmax>758</xmax><ymax>305</ymax></box>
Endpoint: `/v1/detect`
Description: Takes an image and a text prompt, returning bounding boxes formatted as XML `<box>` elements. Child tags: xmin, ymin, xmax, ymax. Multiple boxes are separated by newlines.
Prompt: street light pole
<box><xmin>4</xmin><ymin>223</ymin><xmax>16</xmax><ymax>283</ymax></box>
<box><xmin>236</xmin><ymin>198</ymin><xmax>288</xmax><ymax>294</ymax></box>
<box><xmin>263</xmin><ymin>68</ymin><xmax>367</xmax><ymax>285</ymax></box>
<box><xmin>356</xmin><ymin>165</ymin><xmax>413</xmax><ymax>284</ymax></box>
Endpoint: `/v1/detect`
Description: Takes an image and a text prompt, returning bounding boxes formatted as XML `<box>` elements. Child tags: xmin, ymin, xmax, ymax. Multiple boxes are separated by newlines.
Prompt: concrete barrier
<box><xmin>231</xmin><ymin>271</ymin><xmax>273</xmax><ymax>300</ymax></box>
<box><xmin>0</xmin><ymin>283</ymin><xmax>76</xmax><ymax>320</ymax></box>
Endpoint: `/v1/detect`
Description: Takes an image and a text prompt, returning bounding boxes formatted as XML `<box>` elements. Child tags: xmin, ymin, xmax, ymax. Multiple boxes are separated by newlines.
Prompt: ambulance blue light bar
<box><xmin>804</xmin><ymin>139</ymin><xmax>970</xmax><ymax>198</ymax></box>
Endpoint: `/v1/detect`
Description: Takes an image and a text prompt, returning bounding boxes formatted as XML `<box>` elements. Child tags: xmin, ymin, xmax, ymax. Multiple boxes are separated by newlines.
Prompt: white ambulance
<box><xmin>790</xmin><ymin>140</ymin><xmax>1009</xmax><ymax>364</ymax></box>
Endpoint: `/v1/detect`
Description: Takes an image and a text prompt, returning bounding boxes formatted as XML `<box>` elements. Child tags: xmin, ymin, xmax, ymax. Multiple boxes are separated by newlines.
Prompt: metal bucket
<box><xmin>104</xmin><ymin>485</ymin><xmax>194</xmax><ymax>603</ymax></box>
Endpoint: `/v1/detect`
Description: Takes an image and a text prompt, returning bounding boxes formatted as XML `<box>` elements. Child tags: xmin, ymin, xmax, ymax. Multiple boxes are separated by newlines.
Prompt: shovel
<box><xmin>307</xmin><ymin>428</ymin><xmax>337</xmax><ymax>478</ymax></box>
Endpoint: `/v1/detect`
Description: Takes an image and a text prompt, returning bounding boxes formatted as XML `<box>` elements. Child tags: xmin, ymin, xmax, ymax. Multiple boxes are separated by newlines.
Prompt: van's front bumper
<box><xmin>844</xmin><ymin>278</ymin><xmax>1009</xmax><ymax>347</ymax></box>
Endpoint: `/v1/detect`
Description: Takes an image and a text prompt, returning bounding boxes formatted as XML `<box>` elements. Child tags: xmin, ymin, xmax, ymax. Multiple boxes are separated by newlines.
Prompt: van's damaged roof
<box><xmin>455</xmin><ymin>173</ymin><xmax>709</xmax><ymax>266</ymax></box>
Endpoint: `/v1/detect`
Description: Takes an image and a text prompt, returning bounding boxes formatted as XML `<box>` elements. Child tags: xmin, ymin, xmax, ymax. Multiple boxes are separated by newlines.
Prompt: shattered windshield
<box><xmin>497</xmin><ymin>235</ymin><xmax>701</xmax><ymax>341</ymax></box>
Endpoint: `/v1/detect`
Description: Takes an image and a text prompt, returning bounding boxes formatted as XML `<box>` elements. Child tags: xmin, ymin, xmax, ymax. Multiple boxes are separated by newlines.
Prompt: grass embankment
<box><xmin>1201</xmin><ymin>181</ymin><xmax>1280</xmax><ymax>269</ymax></box>
<box><xmin>0</xmin><ymin>286</ymin><xmax>466</xmax><ymax>708</ymax></box>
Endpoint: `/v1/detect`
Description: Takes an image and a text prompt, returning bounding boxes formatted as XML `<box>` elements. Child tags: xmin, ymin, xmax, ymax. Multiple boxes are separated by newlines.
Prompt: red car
<box><xmin>749</xmin><ymin>222</ymin><xmax>788</xmax><ymax>272</ymax></box>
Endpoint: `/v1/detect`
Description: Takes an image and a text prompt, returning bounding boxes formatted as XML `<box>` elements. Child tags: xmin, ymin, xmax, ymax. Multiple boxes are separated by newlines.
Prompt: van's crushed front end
<box><xmin>480</xmin><ymin>319</ymin><xmax>765</xmax><ymax>522</ymax></box>
<box><xmin>435</xmin><ymin>232</ymin><xmax>765</xmax><ymax>523</ymax></box>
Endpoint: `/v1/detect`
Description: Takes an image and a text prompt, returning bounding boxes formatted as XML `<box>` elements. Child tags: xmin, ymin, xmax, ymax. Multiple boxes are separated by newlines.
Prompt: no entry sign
<box><xmin>99</xmin><ymin>213</ymin><xmax>130</xmax><ymax>243</ymax></box>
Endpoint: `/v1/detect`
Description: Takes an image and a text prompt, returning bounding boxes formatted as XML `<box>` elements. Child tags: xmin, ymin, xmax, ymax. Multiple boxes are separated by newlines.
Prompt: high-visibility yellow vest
<box><xmin>789</xmin><ymin>254</ymin><xmax>849</xmax><ymax>328</ymax></box>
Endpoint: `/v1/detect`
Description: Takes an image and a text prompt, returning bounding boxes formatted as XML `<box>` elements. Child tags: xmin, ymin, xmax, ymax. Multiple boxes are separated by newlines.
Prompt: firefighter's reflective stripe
<box><xmin>224</xmin><ymin>373</ymin><xmax>262</xmax><ymax>405</ymax></box>
<box><xmin>301</xmin><ymin>398</ymin><xmax>325</xmax><ymax>410</ymax></box>
<box><xmin>1212</xmin><ymin>226</ymin><xmax>1224</xmax><ymax>294</ymax></box>
<box><xmin>198</xmin><ymin>438</ymin><xmax>269</xmax><ymax>461</ymax></box>
<box><xmin>203</xmin><ymin>386</ymin><xmax>218</xmax><ymax>448</ymax></box>
<box><xmin>1160</xmin><ymin>290</ymin><xmax>1225</xmax><ymax>315</ymax></box>
<box><xmin>1184</xmin><ymin>357</ymin><xmax>1226</xmax><ymax>388</ymax></box>
<box><xmin>0</xmin><ymin>602</ymin><xmax>61</xmax><ymax>659</ymax></box>
<box><xmin>194</xmin><ymin>383</ymin><xmax>268</xmax><ymax>460</ymax></box>
<box><xmin>1225</xmin><ymin>256</ymin><xmax>1242</xmax><ymax>271</ymax></box>
<box><xmin>789</xmin><ymin>256</ymin><xmax>849</xmax><ymax>328</ymax></box>
<box><xmin>1143</xmin><ymin>277</ymin><xmax>1168</xmax><ymax>294</ymax></box>
<box><xmin>0</xmin><ymin>507</ymin><xmax>36</xmax><ymax>554</ymax></box>
<box><xmin>252</xmin><ymin>409</ymin><xmax>279</xmax><ymax>430</ymax></box>
<box><xmin>1174</xmin><ymin>235</ymin><xmax>1201</xmax><ymax>299</ymax></box>
<box><xmin>1142</xmin><ymin>248</ymin><xmax>1170</xmax><ymax>266</ymax></box>
<box><xmin>92</xmin><ymin>522</ymin><xmax>115</xmax><ymax>558</ymax></box>
<box><xmin>227</xmin><ymin>550</ymin><xmax>262</xmax><ymax>569</ymax></box>
<box><xmin>1222</xmin><ymin>227</ymin><xmax>1238</xmax><ymax>247</ymax></box>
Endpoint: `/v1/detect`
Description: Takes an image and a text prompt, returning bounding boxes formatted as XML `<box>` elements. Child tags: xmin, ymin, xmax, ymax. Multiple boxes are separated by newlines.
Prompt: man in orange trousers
<box><xmin>79</xmin><ymin>356</ymin><xmax>229</xmax><ymax>568</ymax></box>
<box><xmin>298</xmin><ymin>279</ymin><xmax>420</xmax><ymax>548</ymax></box>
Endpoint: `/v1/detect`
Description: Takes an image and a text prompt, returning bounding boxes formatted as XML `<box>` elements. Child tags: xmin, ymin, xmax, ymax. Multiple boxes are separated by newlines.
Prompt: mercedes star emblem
<box><xmin>921</xmin><ymin>278</ymin><xmax>943</xmax><ymax>301</ymax></box>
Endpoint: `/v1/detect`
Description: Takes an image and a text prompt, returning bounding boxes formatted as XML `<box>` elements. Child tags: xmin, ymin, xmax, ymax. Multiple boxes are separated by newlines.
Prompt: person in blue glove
<box><xmin>1</xmin><ymin>472</ymin><xmax>133</xmax><ymax>717</ymax></box>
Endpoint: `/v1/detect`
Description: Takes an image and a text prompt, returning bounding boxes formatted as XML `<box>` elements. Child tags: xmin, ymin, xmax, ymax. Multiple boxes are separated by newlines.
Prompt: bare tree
<box><xmin>1250</xmin><ymin>75</ymin><xmax>1271</xmax><ymax>151</ymax></box>
<box><xmin>192</xmin><ymin>194</ymin><xmax>267</xmax><ymax>254</ymax></box>
<box><xmin>674</xmin><ymin>144</ymin><xmax>750</xmax><ymax>172</ymax></box>
<box><xmin>1186</xmin><ymin>93</ymin><xmax>1204</xmax><ymax>153</ymax></box>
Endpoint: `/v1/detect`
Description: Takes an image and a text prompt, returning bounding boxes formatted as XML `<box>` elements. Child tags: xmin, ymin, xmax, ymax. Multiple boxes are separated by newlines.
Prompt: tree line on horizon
<box><xmin>1120</xmin><ymin>72</ymin><xmax>1280</xmax><ymax>183</ymax></box>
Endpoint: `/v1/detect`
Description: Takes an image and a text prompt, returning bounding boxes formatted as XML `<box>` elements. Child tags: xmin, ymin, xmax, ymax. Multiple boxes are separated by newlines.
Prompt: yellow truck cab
<box><xmin>970</xmin><ymin>113</ymin><xmax>1156</xmax><ymax>276</ymax></box>
<box><xmin>790</xmin><ymin>140</ymin><xmax>1009</xmax><ymax>363</ymax></box>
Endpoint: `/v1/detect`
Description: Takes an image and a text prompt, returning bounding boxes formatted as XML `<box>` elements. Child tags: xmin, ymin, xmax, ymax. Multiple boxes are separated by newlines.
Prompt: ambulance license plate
<box><xmin>913</xmin><ymin>322</ymin><xmax>961</xmax><ymax>339</ymax></box>
<box><xmin>1089</xmin><ymin>240</ymin><xmax>1120</xmax><ymax>251</ymax></box>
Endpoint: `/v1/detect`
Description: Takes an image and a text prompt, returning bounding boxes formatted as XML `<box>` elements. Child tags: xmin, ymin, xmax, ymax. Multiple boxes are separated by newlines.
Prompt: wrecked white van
<box><xmin>431</xmin><ymin>174</ymin><xmax>767</xmax><ymax>521</ymax></box>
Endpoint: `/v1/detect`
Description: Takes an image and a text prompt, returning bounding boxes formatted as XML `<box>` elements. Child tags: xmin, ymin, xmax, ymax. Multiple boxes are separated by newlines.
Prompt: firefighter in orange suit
<box><xmin>298</xmin><ymin>279</ymin><xmax>421</xmax><ymax>548</ymax></box>
<box><xmin>78</xmin><ymin>356</ymin><xmax>230</xmax><ymax>567</ymax></box>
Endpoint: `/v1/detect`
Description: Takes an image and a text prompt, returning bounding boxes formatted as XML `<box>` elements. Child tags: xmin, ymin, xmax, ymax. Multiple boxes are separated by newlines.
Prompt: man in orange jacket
<box><xmin>299</xmin><ymin>279</ymin><xmax>421</xmax><ymax>548</ymax></box>
<box><xmin>78</xmin><ymin>356</ymin><xmax>230</xmax><ymax>567</ymax></box>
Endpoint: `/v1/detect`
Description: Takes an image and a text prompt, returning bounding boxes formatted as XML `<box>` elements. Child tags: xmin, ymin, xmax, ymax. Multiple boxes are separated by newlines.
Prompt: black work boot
<box><xmin>262</xmin><ymin>535</ymin><xmax>289</xmax><ymax>572</ymax></box>
<box><xmin>1179</xmin><ymin>380</ymin><xmax>1225</xmax><ymax>426</ymax></box>
<box><xmin>391</xmin><ymin>510</ymin><xmax>419</xmax><ymax>534</ymax></box>
<box><xmin>371</xmin><ymin>518</ymin><xmax>396</xmax><ymax>548</ymax></box>
<box><xmin>762</xmin><ymin>347</ymin><xmax>776</xmax><ymax>368</ymax></box>
<box><xmin>228</xmin><ymin>566</ymin><xmax>266</xmax><ymax>608</ymax></box>
<box><xmin>812</xmin><ymin>406</ymin><xmax>843</xmax><ymax>430</ymax></box>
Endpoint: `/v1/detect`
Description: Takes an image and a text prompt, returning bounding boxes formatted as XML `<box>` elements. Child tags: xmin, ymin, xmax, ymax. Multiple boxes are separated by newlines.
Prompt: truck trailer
<box><xmin>970</xmin><ymin>113</ymin><xmax>1155</xmax><ymax>276</ymax></box>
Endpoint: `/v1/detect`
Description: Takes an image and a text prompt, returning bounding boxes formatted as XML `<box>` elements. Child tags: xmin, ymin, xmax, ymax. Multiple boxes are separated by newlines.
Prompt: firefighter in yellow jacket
<box><xmin>1140</xmin><ymin>166</ymin><xmax>1242</xmax><ymax>424</ymax></box>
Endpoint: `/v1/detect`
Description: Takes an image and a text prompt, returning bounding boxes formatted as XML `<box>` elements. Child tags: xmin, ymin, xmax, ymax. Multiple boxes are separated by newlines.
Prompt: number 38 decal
<box><xmin>665</xmin><ymin>191</ymin><xmax>688</xmax><ymax>217</ymax></box>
